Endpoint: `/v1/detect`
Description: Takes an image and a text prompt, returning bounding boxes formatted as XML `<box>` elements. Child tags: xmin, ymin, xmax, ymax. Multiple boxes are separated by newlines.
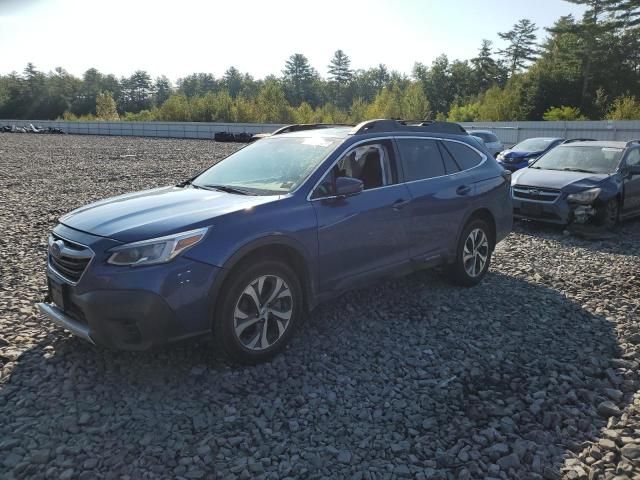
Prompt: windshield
<box><xmin>512</xmin><ymin>138</ymin><xmax>557</xmax><ymax>152</ymax></box>
<box><xmin>531</xmin><ymin>146</ymin><xmax>624</xmax><ymax>174</ymax></box>
<box><xmin>193</xmin><ymin>136</ymin><xmax>341</xmax><ymax>195</ymax></box>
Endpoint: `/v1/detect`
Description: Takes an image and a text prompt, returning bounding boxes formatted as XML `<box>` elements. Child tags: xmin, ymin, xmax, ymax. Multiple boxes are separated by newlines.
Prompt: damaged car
<box><xmin>511</xmin><ymin>140</ymin><xmax>640</xmax><ymax>228</ymax></box>
<box><xmin>497</xmin><ymin>137</ymin><xmax>565</xmax><ymax>171</ymax></box>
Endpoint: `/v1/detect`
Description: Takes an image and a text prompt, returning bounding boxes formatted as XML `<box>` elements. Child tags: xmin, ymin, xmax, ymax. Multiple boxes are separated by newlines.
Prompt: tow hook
<box><xmin>572</xmin><ymin>205</ymin><xmax>596</xmax><ymax>224</ymax></box>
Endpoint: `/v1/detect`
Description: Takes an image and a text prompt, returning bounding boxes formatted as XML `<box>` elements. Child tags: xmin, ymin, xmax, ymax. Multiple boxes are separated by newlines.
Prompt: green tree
<box><xmin>447</xmin><ymin>102</ymin><xmax>481</xmax><ymax>122</ymax></box>
<box><xmin>606</xmin><ymin>96</ymin><xmax>640</xmax><ymax>119</ymax></box>
<box><xmin>471</xmin><ymin>40</ymin><xmax>505</xmax><ymax>91</ymax></box>
<box><xmin>153</xmin><ymin>76</ymin><xmax>172</xmax><ymax>107</ymax></box>
<box><xmin>282</xmin><ymin>53</ymin><xmax>316</xmax><ymax>106</ymax></box>
<box><xmin>401</xmin><ymin>83</ymin><xmax>431</xmax><ymax>120</ymax></box>
<box><xmin>542</xmin><ymin>105</ymin><xmax>586</xmax><ymax>120</ymax></box>
<box><xmin>327</xmin><ymin>50</ymin><xmax>354</xmax><ymax>109</ymax></box>
<box><xmin>158</xmin><ymin>93</ymin><xmax>191</xmax><ymax>121</ymax></box>
<box><xmin>256</xmin><ymin>80</ymin><xmax>292</xmax><ymax>123</ymax></box>
<box><xmin>96</xmin><ymin>91</ymin><xmax>119</xmax><ymax>120</ymax></box>
<box><xmin>498</xmin><ymin>19</ymin><xmax>539</xmax><ymax>76</ymax></box>
<box><xmin>328</xmin><ymin>50</ymin><xmax>353</xmax><ymax>84</ymax></box>
<box><xmin>122</xmin><ymin>70</ymin><xmax>153</xmax><ymax>112</ymax></box>
<box><xmin>222</xmin><ymin>67</ymin><xmax>243</xmax><ymax>98</ymax></box>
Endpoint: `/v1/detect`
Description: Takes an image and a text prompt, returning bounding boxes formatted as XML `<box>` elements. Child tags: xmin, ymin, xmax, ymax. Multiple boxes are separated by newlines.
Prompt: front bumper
<box><xmin>38</xmin><ymin>286</ymin><xmax>185</xmax><ymax>349</ymax></box>
<box><xmin>39</xmin><ymin>224</ymin><xmax>222</xmax><ymax>350</ymax></box>
<box><xmin>512</xmin><ymin>197</ymin><xmax>599</xmax><ymax>225</ymax></box>
<box><xmin>37</xmin><ymin>302</ymin><xmax>94</xmax><ymax>344</ymax></box>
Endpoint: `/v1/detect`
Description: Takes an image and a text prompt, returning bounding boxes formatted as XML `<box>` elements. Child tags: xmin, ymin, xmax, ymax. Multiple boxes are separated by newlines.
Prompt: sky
<box><xmin>0</xmin><ymin>0</ymin><xmax>585</xmax><ymax>82</ymax></box>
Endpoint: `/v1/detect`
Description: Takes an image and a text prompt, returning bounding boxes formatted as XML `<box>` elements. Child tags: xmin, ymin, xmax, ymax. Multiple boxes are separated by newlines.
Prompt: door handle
<box><xmin>392</xmin><ymin>199</ymin><xmax>410</xmax><ymax>210</ymax></box>
<box><xmin>456</xmin><ymin>185</ymin><xmax>471</xmax><ymax>196</ymax></box>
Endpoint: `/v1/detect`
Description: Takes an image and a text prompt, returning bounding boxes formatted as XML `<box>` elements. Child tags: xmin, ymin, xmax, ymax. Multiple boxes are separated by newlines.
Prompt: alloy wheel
<box><xmin>463</xmin><ymin>228</ymin><xmax>489</xmax><ymax>278</ymax></box>
<box><xmin>233</xmin><ymin>274</ymin><xmax>293</xmax><ymax>351</ymax></box>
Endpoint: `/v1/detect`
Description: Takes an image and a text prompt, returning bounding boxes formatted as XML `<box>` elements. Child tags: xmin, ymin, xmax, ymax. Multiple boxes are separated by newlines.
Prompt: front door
<box><xmin>310</xmin><ymin>140</ymin><xmax>412</xmax><ymax>291</ymax></box>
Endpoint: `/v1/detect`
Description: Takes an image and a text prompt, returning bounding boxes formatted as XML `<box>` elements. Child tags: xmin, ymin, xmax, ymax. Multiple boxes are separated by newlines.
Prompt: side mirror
<box><xmin>335</xmin><ymin>176</ymin><xmax>363</xmax><ymax>198</ymax></box>
<box><xmin>628</xmin><ymin>164</ymin><xmax>640</xmax><ymax>176</ymax></box>
<box><xmin>527</xmin><ymin>158</ymin><xmax>537</xmax><ymax>166</ymax></box>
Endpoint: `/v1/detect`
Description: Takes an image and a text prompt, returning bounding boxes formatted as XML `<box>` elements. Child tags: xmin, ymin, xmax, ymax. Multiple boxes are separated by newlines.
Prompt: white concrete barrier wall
<box><xmin>1</xmin><ymin>120</ymin><xmax>640</xmax><ymax>144</ymax></box>
<box><xmin>0</xmin><ymin>120</ymin><xmax>287</xmax><ymax>139</ymax></box>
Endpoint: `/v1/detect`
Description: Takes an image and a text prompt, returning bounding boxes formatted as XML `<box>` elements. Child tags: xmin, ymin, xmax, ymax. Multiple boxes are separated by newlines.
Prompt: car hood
<box><xmin>60</xmin><ymin>186</ymin><xmax>280</xmax><ymax>242</ymax></box>
<box><xmin>512</xmin><ymin>168</ymin><xmax>611</xmax><ymax>192</ymax></box>
<box><xmin>501</xmin><ymin>149</ymin><xmax>542</xmax><ymax>159</ymax></box>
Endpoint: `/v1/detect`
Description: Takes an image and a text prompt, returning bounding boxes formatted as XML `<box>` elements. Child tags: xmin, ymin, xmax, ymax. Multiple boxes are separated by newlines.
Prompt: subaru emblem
<box><xmin>50</xmin><ymin>240</ymin><xmax>64</xmax><ymax>258</ymax></box>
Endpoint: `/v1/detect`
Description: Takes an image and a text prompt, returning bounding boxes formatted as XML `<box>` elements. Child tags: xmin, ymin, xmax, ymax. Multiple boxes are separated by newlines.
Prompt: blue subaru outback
<box><xmin>38</xmin><ymin>120</ymin><xmax>512</xmax><ymax>363</ymax></box>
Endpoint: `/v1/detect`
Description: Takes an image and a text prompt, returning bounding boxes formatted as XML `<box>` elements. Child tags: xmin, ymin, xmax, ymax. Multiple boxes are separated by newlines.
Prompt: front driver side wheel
<box><xmin>214</xmin><ymin>259</ymin><xmax>303</xmax><ymax>364</ymax></box>
<box><xmin>446</xmin><ymin>219</ymin><xmax>494</xmax><ymax>287</ymax></box>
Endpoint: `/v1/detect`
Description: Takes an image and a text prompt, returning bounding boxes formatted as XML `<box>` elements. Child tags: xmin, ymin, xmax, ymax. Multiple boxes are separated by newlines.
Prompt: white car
<box><xmin>469</xmin><ymin>130</ymin><xmax>503</xmax><ymax>157</ymax></box>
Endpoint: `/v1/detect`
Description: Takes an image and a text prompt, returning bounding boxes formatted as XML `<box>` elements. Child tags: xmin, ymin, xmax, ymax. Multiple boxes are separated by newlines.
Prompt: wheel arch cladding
<box><xmin>468</xmin><ymin>208</ymin><xmax>497</xmax><ymax>246</ymax></box>
<box><xmin>211</xmin><ymin>240</ymin><xmax>315</xmax><ymax>322</ymax></box>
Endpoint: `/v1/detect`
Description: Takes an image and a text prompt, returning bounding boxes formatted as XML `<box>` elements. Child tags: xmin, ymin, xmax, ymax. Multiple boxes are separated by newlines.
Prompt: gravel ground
<box><xmin>1</xmin><ymin>134</ymin><xmax>639</xmax><ymax>480</ymax></box>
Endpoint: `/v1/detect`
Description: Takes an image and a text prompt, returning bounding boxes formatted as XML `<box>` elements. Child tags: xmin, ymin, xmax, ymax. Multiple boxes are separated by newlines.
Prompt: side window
<box><xmin>397</xmin><ymin>138</ymin><xmax>446</xmax><ymax>181</ymax></box>
<box><xmin>437</xmin><ymin>142</ymin><xmax>462</xmax><ymax>174</ymax></box>
<box><xmin>626</xmin><ymin>149</ymin><xmax>640</xmax><ymax>167</ymax></box>
<box><xmin>442</xmin><ymin>141</ymin><xmax>484</xmax><ymax>170</ymax></box>
<box><xmin>311</xmin><ymin>141</ymin><xmax>395</xmax><ymax>198</ymax></box>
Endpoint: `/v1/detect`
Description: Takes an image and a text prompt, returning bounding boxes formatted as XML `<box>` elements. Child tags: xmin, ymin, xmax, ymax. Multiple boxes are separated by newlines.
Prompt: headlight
<box><xmin>567</xmin><ymin>187</ymin><xmax>601</xmax><ymax>204</ymax></box>
<box><xmin>107</xmin><ymin>227</ymin><xmax>208</xmax><ymax>266</ymax></box>
<box><xmin>497</xmin><ymin>153</ymin><xmax>505</xmax><ymax>161</ymax></box>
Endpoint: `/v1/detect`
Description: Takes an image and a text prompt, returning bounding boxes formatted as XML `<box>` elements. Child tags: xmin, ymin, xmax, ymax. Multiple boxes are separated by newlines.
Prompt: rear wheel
<box><xmin>214</xmin><ymin>259</ymin><xmax>302</xmax><ymax>364</ymax></box>
<box><xmin>446</xmin><ymin>219</ymin><xmax>494</xmax><ymax>287</ymax></box>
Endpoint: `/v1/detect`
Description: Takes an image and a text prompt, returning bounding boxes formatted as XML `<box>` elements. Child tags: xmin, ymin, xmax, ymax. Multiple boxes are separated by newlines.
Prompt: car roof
<box><xmin>559</xmin><ymin>140</ymin><xmax>627</xmax><ymax>148</ymax></box>
<box><xmin>274</xmin><ymin>127</ymin><xmax>353</xmax><ymax>139</ymax></box>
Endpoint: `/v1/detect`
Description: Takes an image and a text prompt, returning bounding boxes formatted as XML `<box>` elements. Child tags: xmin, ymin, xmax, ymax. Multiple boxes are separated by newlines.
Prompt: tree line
<box><xmin>1</xmin><ymin>0</ymin><xmax>639</xmax><ymax>123</ymax></box>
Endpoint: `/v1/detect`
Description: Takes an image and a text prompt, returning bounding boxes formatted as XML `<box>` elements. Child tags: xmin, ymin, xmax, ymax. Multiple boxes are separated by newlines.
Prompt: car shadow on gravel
<box><xmin>0</xmin><ymin>270</ymin><xmax>630</xmax><ymax>479</ymax></box>
<box><xmin>514</xmin><ymin>217</ymin><xmax>640</xmax><ymax>257</ymax></box>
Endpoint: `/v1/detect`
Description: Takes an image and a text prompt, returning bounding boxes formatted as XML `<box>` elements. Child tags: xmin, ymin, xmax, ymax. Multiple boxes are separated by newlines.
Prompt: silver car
<box><xmin>469</xmin><ymin>130</ymin><xmax>503</xmax><ymax>157</ymax></box>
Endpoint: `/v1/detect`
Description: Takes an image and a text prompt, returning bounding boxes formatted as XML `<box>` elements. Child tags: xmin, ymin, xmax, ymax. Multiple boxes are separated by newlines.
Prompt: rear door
<box><xmin>622</xmin><ymin>148</ymin><xmax>640</xmax><ymax>214</ymax></box>
<box><xmin>397</xmin><ymin>137</ymin><xmax>479</xmax><ymax>260</ymax></box>
<box><xmin>311</xmin><ymin>139</ymin><xmax>412</xmax><ymax>291</ymax></box>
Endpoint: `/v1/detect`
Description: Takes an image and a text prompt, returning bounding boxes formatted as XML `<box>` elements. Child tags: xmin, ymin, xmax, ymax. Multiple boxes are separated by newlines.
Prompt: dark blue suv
<box><xmin>38</xmin><ymin>120</ymin><xmax>512</xmax><ymax>363</ymax></box>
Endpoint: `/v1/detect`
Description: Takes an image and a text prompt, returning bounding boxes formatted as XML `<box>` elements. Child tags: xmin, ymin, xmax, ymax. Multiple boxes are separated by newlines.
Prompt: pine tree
<box><xmin>471</xmin><ymin>40</ymin><xmax>504</xmax><ymax>91</ymax></box>
<box><xmin>282</xmin><ymin>53</ymin><xmax>316</xmax><ymax>106</ymax></box>
<box><xmin>498</xmin><ymin>19</ymin><xmax>539</xmax><ymax>76</ymax></box>
<box><xmin>153</xmin><ymin>76</ymin><xmax>172</xmax><ymax>107</ymax></box>
<box><xmin>328</xmin><ymin>50</ymin><xmax>353</xmax><ymax>84</ymax></box>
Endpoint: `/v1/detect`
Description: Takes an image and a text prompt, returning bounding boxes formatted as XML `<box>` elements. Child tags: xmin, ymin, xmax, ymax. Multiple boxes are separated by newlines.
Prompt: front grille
<box><xmin>48</xmin><ymin>234</ymin><xmax>93</xmax><ymax>284</ymax></box>
<box><xmin>512</xmin><ymin>185</ymin><xmax>561</xmax><ymax>203</ymax></box>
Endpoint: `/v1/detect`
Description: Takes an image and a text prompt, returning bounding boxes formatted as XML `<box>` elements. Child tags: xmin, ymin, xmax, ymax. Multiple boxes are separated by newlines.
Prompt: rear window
<box><xmin>474</xmin><ymin>132</ymin><xmax>499</xmax><ymax>143</ymax></box>
<box><xmin>441</xmin><ymin>141</ymin><xmax>484</xmax><ymax>170</ymax></box>
<box><xmin>397</xmin><ymin>139</ymin><xmax>446</xmax><ymax>181</ymax></box>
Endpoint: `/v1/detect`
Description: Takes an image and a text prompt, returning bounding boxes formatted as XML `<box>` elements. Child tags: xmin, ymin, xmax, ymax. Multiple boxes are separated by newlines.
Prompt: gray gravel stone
<box><xmin>0</xmin><ymin>135</ymin><xmax>639</xmax><ymax>479</ymax></box>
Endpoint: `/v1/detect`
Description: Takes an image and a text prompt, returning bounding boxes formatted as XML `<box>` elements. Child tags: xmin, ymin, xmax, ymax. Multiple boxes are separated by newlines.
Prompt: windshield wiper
<box><xmin>201</xmin><ymin>184</ymin><xmax>256</xmax><ymax>195</ymax></box>
<box><xmin>561</xmin><ymin>167</ymin><xmax>596</xmax><ymax>174</ymax></box>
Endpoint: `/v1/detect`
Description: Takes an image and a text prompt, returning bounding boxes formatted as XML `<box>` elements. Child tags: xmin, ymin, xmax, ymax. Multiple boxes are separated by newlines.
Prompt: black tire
<box><xmin>599</xmin><ymin>198</ymin><xmax>619</xmax><ymax>230</ymax></box>
<box><xmin>213</xmin><ymin>259</ymin><xmax>303</xmax><ymax>364</ymax></box>
<box><xmin>446</xmin><ymin>218</ymin><xmax>494</xmax><ymax>287</ymax></box>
